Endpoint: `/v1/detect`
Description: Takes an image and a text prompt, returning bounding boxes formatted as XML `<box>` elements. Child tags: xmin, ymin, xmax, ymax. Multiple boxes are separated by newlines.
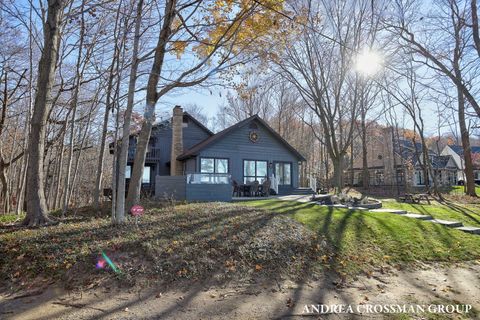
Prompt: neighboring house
<box><xmin>348</xmin><ymin>127</ymin><xmax>458</xmax><ymax>188</ymax></box>
<box><xmin>121</xmin><ymin>106</ymin><xmax>308</xmax><ymax>201</ymax></box>
<box><xmin>441</xmin><ymin>145</ymin><xmax>480</xmax><ymax>182</ymax></box>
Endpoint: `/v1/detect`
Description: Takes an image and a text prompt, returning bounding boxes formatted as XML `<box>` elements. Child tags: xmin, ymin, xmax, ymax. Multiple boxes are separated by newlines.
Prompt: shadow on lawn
<box><xmin>443</xmin><ymin>201</ymin><xmax>480</xmax><ymax>225</ymax></box>
<box><xmin>2</xmin><ymin>201</ymin><xmax>478</xmax><ymax>319</ymax></box>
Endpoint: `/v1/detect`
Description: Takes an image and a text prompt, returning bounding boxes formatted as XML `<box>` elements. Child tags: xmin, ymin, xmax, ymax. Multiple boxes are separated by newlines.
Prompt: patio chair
<box><xmin>261</xmin><ymin>179</ymin><xmax>271</xmax><ymax>197</ymax></box>
<box><xmin>251</xmin><ymin>180</ymin><xmax>260</xmax><ymax>197</ymax></box>
<box><xmin>232</xmin><ymin>180</ymin><xmax>240</xmax><ymax>197</ymax></box>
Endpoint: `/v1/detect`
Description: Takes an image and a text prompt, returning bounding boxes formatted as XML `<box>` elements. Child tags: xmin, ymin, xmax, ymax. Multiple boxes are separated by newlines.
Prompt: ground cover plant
<box><xmin>0</xmin><ymin>203</ymin><xmax>323</xmax><ymax>292</ymax></box>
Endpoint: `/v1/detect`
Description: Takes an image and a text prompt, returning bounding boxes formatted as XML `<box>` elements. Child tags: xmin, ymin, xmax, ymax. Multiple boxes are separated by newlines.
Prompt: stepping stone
<box><xmin>455</xmin><ymin>226</ymin><xmax>480</xmax><ymax>235</ymax></box>
<box><xmin>428</xmin><ymin>219</ymin><xmax>463</xmax><ymax>228</ymax></box>
<box><xmin>369</xmin><ymin>209</ymin><xmax>407</xmax><ymax>214</ymax></box>
<box><xmin>348</xmin><ymin>206</ymin><xmax>369</xmax><ymax>211</ymax></box>
<box><xmin>403</xmin><ymin>213</ymin><xmax>433</xmax><ymax>220</ymax></box>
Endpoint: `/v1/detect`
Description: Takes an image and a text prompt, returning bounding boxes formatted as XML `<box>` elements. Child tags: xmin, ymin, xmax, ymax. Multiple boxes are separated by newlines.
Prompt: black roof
<box><xmin>151</xmin><ymin>112</ymin><xmax>214</xmax><ymax>136</ymax></box>
<box><xmin>177</xmin><ymin>114</ymin><xmax>306</xmax><ymax>161</ymax></box>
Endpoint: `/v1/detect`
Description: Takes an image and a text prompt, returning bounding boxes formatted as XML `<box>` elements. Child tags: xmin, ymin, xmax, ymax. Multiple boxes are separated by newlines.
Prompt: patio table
<box><xmin>239</xmin><ymin>184</ymin><xmax>251</xmax><ymax>196</ymax></box>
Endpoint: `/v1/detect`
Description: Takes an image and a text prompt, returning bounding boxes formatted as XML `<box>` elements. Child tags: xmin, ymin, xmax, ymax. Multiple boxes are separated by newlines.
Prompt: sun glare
<box><xmin>354</xmin><ymin>49</ymin><xmax>383</xmax><ymax>76</ymax></box>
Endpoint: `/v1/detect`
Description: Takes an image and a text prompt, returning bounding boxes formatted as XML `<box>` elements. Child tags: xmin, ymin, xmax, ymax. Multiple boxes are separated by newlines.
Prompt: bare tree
<box><xmin>385</xmin><ymin>0</ymin><xmax>480</xmax><ymax>196</ymax></box>
<box><xmin>23</xmin><ymin>0</ymin><xmax>65</xmax><ymax>226</ymax></box>
<box><xmin>115</xmin><ymin>0</ymin><xmax>144</xmax><ymax>223</ymax></box>
<box><xmin>271</xmin><ymin>0</ymin><xmax>379</xmax><ymax>192</ymax></box>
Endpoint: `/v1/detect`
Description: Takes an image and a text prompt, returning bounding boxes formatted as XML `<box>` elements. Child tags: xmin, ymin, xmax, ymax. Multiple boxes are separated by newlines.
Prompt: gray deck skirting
<box><xmin>155</xmin><ymin>175</ymin><xmax>232</xmax><ymax>202</ymax></box>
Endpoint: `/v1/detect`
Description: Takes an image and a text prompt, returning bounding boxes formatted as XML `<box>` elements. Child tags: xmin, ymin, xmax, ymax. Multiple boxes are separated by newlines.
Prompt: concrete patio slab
<box><xmin>403</xmin><ymin>213</ymin><xmax>433</xmax><ymax>220</ymax></box>
<box><xmin>428</xmin><ymin>219</ymin><xmax>463</xmax><ymax>228</ymax></box>
<box><xmin>277</xmin><ymin>195</ymin><xmax>313</xmax><ymax>202</ymax></box>
<box><xmin>369</xmin><ymin>209</ymin><xmax>407</xmax><ymax>214</ymax></box>
<box><xmin>455</xmin><ymin>226</ymin><xmax>480</xmax><ymax>235</ymax></box>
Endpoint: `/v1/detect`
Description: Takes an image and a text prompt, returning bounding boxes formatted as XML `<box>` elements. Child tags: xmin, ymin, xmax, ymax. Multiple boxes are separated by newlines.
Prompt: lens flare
<box><xmin>96</xmin><ymin>251</ymin><xmax>121</xmax><ymax>273</ymax></box>
<box><xmin>96</xmin><ymin>259</ymin><xmax>106</xmax><ymax>269</ymax></box>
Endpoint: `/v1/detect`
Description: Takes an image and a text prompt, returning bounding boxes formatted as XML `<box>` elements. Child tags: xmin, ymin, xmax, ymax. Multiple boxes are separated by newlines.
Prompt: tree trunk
<box><xmin>452</xmin><ymin>7</ymin><xmax>477</xmax><ymax>197</ymax></box>
<box><xmin>0</xmin><ymin>162</ymin><xmax>8</xmax><ymax>214</ymax></box>
<box><xmin>361</xmin><ymin>112</ymin><xmax>369</xmax><ymax>189</ymax></box>
<box><xmin>93</xmin><ymin>1</ymin><xmax>123</xmax><ymax>212</ymax></box>
<box><xmin>332</xmin><ymin>156</ymin><xmax>343</xmax><ymax>194</ymax></box>
<box><xmin>458</xmin><ymin>88</ymin><xmax>476</xmax><ymax>196</ymax></box>
<box><xmin>62</xmin><ymin>0</ymin><xmax>86</xmax><ymax>216</ymax></box>
<box><xmin>471</xmin><ymin>0</ymin><xmax>480</xmax><ymax>57</ymax></box>
<box><xmin>126</xmin><ymin>0</ymin><xmax>177</xmax><ymax>213</ymax></box>
<box><xmin>115</xmin><ymin>0</ymin><xmax>143</xmax><ymax>221</ymax></box>
<box><xmin>23</xmin><ymin>0</ymin><xmax>64</xmax><ymax>226</ymax></box>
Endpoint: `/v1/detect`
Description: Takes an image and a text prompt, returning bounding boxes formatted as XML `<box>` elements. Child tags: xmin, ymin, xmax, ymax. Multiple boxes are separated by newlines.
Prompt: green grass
<box><xmin>243</xmin><ymin>199</ymin><xmax>480</xmax><ymax>275</ymax></box>
<box><xmin>0</xmin><ymin>213</ymin><xmax>25</xmax><ymax>224</ymax></box>
<box><xmin>382</xmin><ymin>200</ymin><xmax>480</xmax><ymax>228</ymax></box>
<box><xmin>449</xmin><ymin>185</ymin><xmax>480</xmax><ymax>195</ymax></box>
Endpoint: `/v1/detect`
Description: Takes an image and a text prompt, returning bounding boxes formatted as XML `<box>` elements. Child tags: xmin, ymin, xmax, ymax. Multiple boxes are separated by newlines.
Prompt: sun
<box><xmin>354</xmin><ymin>49</ymin><xmax>383</xmax><ymax>76</ymax></box>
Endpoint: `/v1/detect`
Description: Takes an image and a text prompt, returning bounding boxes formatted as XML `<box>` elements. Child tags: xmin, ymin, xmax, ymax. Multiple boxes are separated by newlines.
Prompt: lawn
<box><xmin>382</xmin><ymin>200</ymin><xmax>480</xmax><ymax>228</ymax></box>
<box><xmin>449</xmin><ymin>185</ymin><xmax>480</xmax><ymax>195</ymax></box>
<box><xmin>243</xmin><ymin>199</ymin><xmax>480</xmax><ymax>275</ymax></box>
<box><xmin>2</xmin><ymin>200</ymin><xmax>480</xmax><ymax>292</ymax></box>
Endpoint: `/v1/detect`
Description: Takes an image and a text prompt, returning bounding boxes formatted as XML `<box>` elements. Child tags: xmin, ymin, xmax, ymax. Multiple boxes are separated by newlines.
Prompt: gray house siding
<box><xmin>184</xmin><ymin>158</ymin><xmax>196</xmax><ymax>174</ymax></box>
<box><xmin>195</xmin><ymin>119</ymin><xmax>300</xmax><ymax>194</ymax></box>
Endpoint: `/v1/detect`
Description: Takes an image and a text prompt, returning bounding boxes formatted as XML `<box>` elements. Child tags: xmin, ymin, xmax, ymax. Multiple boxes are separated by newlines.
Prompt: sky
<box><xmin>161</xmin><ymin>87</ymin><xmax>226</xmax><ymax>120</ymax></box>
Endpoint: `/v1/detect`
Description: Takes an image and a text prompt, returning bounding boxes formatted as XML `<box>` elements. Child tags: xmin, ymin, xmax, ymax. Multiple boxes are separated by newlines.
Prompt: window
<box><xmin>396</xmin><ymin>169</ymin><xmax>404</xmax><ymax>183</ymax></box>
<box><xmin>275</xmin><ymin>162</ymin><xmax>291</xmax><ymax>185</ymax></box>
<box><xmin>200</xmin><ymin>157</ymin><xmax>229</xmax><ymax>173</ymax></box>
<box><xmin>142</xmin><ymin>166</ymin><xmax>151</xmax><ymax>184</ymax></box>
<box><xmin>244</xmin><ymin>160</ymin><xmax>267</xmax><ymax>183</ymax></box>
<box><xmin>415</xmin><ymin>170</ymin><xmax>424</xmax><ymax>185</ymax></box>
<box><xmin>375</xmin><ymin>170</ymin><xmax>384</xmax><ymax>185</ymax></box>
<box><xmin>126</xmin><ymin>165</ymin><xmax>131</xmax><ymax>179</ymax></box>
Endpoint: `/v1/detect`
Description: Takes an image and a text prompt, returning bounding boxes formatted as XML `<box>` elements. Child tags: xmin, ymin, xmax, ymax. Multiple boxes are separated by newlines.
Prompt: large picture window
<box><xmin>275</xmin><ymin>162</ymin><xmax>291</xmax><ymax>185</ymax></box>
<box><xmin>243</xmin><ymin>160</ymin><xmax>267</xmax><ymax>183</ymax></box>
<box><xmin>142</xmin><ymin>166</ymin><xmax>151</xmax><ymax>184</ymax></box>
<box><xmin>200</xmin><ymin>157</ymin><xmax>229</xmax><ymax>173</ymax></box>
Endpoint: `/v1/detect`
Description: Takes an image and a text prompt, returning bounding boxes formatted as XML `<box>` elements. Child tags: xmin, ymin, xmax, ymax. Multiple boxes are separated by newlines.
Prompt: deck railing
<box><xmin>187</xmin><ymin>173</ymin><xmax>231</xmax><ymax>184</ymax></box>
<box><xmin>128</xmin><ymin>147</ymin><xmax>161</xmax><ymax>160</ymax></box>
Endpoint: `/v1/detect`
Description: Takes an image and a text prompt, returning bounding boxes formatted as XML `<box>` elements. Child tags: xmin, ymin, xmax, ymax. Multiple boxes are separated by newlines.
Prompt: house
<box><xmin>124</xmin><ymin>106</ymin><xmax>309</xmax><ymax>201</ymax></box>
<box><xmin>348</xmin><ymin>127</ymin><xmax>458</xmax><ymax>188</ymax></box>
<box><xmin>441</xmin><ymin>145</ymin><xmax>480</xmax><ymax>182</ymax></box>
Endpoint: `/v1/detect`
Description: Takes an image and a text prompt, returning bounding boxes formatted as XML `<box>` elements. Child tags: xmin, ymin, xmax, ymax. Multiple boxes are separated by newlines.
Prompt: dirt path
<box><xmin>1</xmin><ymin>262</ymin><xmax>479</xmax><ymax>319</ymax></box>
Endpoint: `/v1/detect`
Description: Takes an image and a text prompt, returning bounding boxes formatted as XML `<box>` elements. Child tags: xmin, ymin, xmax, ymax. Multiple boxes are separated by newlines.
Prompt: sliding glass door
<box><xmin>274</xmin><ymin>162</ymin><xmax>291</xmax><ymax>186</ymax></box>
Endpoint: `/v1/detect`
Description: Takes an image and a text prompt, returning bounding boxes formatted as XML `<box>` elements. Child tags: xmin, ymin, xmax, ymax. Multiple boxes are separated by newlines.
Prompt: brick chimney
<box><xmin>170</xmin><ymin>105</ymin><xmax>184</xmax><ymax>175</ymax></box>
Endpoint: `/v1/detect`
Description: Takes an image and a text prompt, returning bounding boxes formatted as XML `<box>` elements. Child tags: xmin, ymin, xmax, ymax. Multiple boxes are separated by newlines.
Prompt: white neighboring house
<box><xmin>441</xmin><ymin>145</ymin><xmax>480</xmax><ymax>182</ymax></box>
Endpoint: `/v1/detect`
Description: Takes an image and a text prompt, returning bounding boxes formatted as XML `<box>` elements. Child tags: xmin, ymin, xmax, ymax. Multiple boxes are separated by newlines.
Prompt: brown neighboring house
<box><xmin>347</xmin><ymin>127</ymin><xmax>458</xmax><ymax>188</ymax></box>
